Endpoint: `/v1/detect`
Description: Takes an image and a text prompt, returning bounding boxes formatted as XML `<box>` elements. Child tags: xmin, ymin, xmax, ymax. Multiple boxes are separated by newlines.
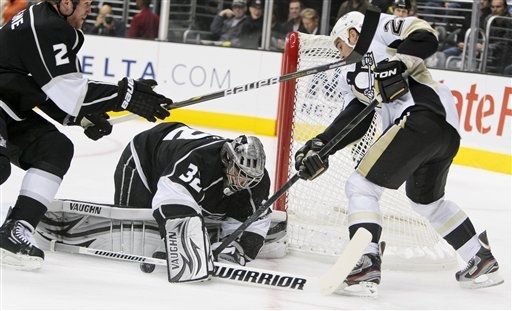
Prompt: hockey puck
<box><xmin>140</xmin><ymin>263</ymin><xmax>156</xmax><ymax>273</ymax></box>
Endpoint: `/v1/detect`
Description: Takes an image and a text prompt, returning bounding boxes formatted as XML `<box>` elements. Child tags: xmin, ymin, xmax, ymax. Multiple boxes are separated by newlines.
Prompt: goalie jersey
<box><xmin>0</xmin><ymin>2</ymin><xmax>119</xmax><ymax>120</ymax></box>
<box><xmin>319</xmin><ymin>13</ymin><xmax>460</xmax><ymax>146</ymax></box>
<box><xmin>126</xmin><ymin>122</ymin><xmax>271</xmax><ymax>245</ymax></box>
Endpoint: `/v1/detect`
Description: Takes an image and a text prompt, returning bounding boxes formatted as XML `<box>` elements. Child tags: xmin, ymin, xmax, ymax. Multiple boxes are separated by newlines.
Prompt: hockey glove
<box><xmin>373</xmin><ymin>60</ymin><xmax>408</xmax><ymax>103</ymax></box>
<box><xmin>212</xmin><ymin>240</ymin><xmax>248</xmax><ymax>266</ymax></box>
<box><xmin>117</xmin><ymin>78</ymin><xmax>171</xmax><ymax>122</ymax></box>
<box><xmin>67</xmin><ymin>113</ymin><xmax>113</xmax><ymax>141</ymax></box>
<box><xmin>82</xmin><ymin>113</ymin><xmax>112</xmax><ymax>140</ymax></box>
<box><xmin>294</xmin><ymin>138</ymin><xmax>329</xmax><ymax>181</ymax></box>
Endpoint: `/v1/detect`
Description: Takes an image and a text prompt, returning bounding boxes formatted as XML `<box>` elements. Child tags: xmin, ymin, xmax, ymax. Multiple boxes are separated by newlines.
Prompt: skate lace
<box><xmin>460</xmin><ymin>257</ymin><xmax>477</xmax><ymax>275</ymax></box>
<box><xmin>12</xmin><ymin>221</ymin><xmax>36</xmax><ymax>246</ymax></box>
<box><xmin>355</xmin><ymin>254</ymin><xmax>371</xmax><ymax>269</ymax></box>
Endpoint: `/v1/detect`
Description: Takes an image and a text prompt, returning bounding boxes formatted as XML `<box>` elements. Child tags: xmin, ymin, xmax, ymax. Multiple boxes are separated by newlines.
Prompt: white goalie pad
<box><xmin>35</xmin><ymin>200</ymin><xmax>162</xmax><ymax>257</ymax></box>
<box><xmin>258</xmin><ymin>210</ymin><xmax>288</xmax><ymax>259</ymax></box>
<box><xmin>35</xmin><ymin>200</ymin><xmax>288</xmax><ymax>262</ymax></box>
<box><xmin>164</xmin><ymin>216</ymin><xmax>213</xmax><ymax>283</ymax></box>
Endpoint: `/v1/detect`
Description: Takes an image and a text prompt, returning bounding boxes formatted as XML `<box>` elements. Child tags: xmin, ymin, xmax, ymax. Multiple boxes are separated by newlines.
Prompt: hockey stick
<box><xmin>50</xmin><ymin>228</ymin><xmax>371</xmax><ymax>294</ymax></box>
<box><xmin>109</xmin><ymin>8</ymin><xmax>380</xmax><ymax>125</ymax></box>
<box><xmin>51</xmin><ymin>242</ymin><xmax>314</xmax><ymax>292</ymax></box>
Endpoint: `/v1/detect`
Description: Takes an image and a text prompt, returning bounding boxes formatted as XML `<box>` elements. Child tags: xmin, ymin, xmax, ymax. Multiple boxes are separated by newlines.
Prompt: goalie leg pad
<box><xmin>164</xmin><ymin>216</ymin><xmax>213</xmax><ymax>283</ymax></box>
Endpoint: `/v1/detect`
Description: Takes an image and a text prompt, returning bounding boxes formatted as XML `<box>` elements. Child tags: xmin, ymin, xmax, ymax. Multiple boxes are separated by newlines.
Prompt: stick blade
<box><xmin>344</xmin><ymin>7</ymin><xmax>380</xmax><ymax>64</ymax></box>
<box><xmin>319</xmin><ymin>228</ymin><xmax>373</xmax><ymax>295</ymax></box>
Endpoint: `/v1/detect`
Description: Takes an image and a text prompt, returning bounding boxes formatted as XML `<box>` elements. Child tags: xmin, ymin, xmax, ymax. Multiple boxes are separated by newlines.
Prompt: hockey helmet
<box><xmin>221</xmin><ymin>135</ymin><xmax>266</xmax><ymax>194</ymax></box>
<box><xmin>393</xmin><ymin>0</ymin><xmax>411</xmax><ymax>10</ymax></box>
<box><xmin>53</xmin><ymin>0</ymin><xmax>80</xmax><ymax>16</ymax></box>
<box><xmin>331</xmin><ymin>11</ymin><xmax>364</xmax><ymax>48</ymax></box>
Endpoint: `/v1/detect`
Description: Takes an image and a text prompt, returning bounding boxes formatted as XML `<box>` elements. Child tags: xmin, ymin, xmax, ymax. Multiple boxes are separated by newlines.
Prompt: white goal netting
<box><xmin>275</xmin><ymin>32</ymin><xmax>457</xmax><ymax>270</ymax></box>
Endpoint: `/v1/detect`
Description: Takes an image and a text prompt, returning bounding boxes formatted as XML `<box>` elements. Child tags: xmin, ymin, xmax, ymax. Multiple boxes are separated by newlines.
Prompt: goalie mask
<box><xmin>331</xmin><ymin>11</ymin><xmax>364</xmax><ymax>48</ymax></box>
<box><xmin>221</xmin><ymin>135</ymin><xmax>266</xmax><ymax>195</ymax></box>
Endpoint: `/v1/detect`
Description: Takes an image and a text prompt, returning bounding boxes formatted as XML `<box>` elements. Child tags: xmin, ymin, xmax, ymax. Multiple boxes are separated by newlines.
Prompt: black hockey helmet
<box><xmin>393</xmin><ymin>0</ymin><xmax>411</xmax><ymax>10</ymax></box>
<box><xmin>221</xmin><ymin>135</ymin><xmax>266</xmax><ymax>195</ymax></box>
<box><xmin>53</xmin><ymin>0</ymin><xmax>81</xmax><ymax>17</ymax></box>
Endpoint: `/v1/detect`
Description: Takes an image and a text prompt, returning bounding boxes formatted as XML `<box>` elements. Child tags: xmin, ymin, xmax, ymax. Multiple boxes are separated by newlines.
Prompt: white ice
<box><xmin>1</xmin><ymin>120</ymin><xmax>510</xmax><ymax>309</ymax></box>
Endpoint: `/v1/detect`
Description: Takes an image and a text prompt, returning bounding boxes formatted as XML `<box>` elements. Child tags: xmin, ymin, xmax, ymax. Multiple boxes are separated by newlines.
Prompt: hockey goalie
<box><xmin>35</xmin><ymin>122</ymin><xmax>287</xmax><ymax>283</ymax></box>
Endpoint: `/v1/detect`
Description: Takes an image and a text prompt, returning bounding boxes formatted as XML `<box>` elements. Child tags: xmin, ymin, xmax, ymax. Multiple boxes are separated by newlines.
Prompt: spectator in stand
<box><xmin>480</xmin><ymin>0</ymin><xmax>492</xmax><ymax>26</ymax></box>
<box><xmin>271</xmin><ymin>0</ymin><xmax>305</xmax><ymax>49</ymax></box>
<box><xmin>484</xmin><ymin>0</ymin><xmax>512</xmax><ymax>73</ymax></box>
<box><xmin>441</xmin><ymin>0</ymin><xmax>491</xmax><ymax>58</ymax></box>
<box><xmin>85</xmin><ymin>3</ymin><xmax>125</xmax><ymax>37</ymax></box>
<box><xmin>126</xmin><ymin>0</ymin><xmax>159</xmax><ymax>39</ymax></box>
<box><xmin>391</xmin><ymin>0</ymin><xmax>411</xmax><ymax>17</ymax></box>
<box><xmin>240</xmin><ymin>0</ymin><xmax>264</xmax><ymax>48</ymax></box>
<box><xmin>210</xmin><ymin>0</ymin><xmax>248</xmax><ymax>46</ymax></box>
<box><xmin>300</xmin><ymin>8</ymin><xmax>319</xmax><ymax>35</ymax></box>
<box><xmin>278</xmin><ymin>0</ymin><xmax>305</xmax><ymax>35</ymax></box>
<box><xmin>408</xmin><ymin>1</ymin><xmax>418</xmax><ymax>16</ymax></box>
<box><xmin>270</xmin><ymin>6</ymin><xmax>285</xmax><ymax>50</ymax></box>
<box><xmin>336</xmin><ymin>0</ymin><xmax>373</xmax><ymax>20</ymax></box>
<box><xmin>1</xmin><ymin>0</ymin><xmax>28</xmax><ymax>24</ymax></box>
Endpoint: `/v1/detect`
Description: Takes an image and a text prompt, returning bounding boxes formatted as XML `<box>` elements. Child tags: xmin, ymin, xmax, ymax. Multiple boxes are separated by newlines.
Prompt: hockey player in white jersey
<box><xmin>113</xmin><ymin>122</ymin><xmax>271</xmax><ymax>283</ymax></box>
<box><xmin>295</xmin><ymin>11</ymin><xmax>503</xmax><ymax>294</ymax></box>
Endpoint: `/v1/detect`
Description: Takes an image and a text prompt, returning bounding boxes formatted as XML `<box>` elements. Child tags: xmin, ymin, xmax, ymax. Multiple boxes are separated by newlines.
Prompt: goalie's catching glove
<box><xmin>294</xmin><ymin>138</ymin><xmax>329</xmax><ymax>180</ymax></box>
<box><xmin>67</xmin><ymin>113</ymin><xmax>112</xmax><ymax>141</ymax></box>
<box><xmin>373</xmin><ymin>60</ymin><xmax>408</xmax><ymax>103</ymax></box>
<box><xmin>212</xmin><ymin>240</ymin><xmax>249</xmax><ymax>266</ymax></box>
<box><xmin>116</xmin><ymin>78</ymin><xmax>171</xmax><ymax>122</ymax></box>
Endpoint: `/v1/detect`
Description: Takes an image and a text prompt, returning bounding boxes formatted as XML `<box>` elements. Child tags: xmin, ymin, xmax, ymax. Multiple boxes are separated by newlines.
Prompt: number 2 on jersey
<box><xmin>179</xmin><ymin>163</ymin><xmax>201</xmax><ymax>192</ymax></box>
<box><xmin>53</xmin><ymin>43</ymin><xmax>70</xmax><ymax>66</ymax></box>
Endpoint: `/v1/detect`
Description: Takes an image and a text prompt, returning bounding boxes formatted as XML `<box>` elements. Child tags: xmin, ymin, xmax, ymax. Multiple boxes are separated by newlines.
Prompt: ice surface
<box><xmin>1</xmin><ymin>119</ymin><xmax>510</xmax><ymax>309</ymax></box>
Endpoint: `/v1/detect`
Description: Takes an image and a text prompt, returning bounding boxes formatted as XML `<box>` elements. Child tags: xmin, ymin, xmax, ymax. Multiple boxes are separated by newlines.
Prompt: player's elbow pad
<box><xmin>397</xmin><ymin>30</ymin><xmax>438</xmax><ymax>60</ymax></box>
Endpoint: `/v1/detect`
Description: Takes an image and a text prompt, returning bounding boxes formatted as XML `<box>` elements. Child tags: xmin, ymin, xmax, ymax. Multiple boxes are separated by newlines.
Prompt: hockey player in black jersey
<box><xmin>0</xmin><ymin>0</ymin><xmax>171</xmax><ymax>269</ymax></box>
<box><xmin>113</xmin><ymin>122</ymin><xmax>270</xmax><ymax>282</ymax></box>
<box><xmin>295</xmin><ymin>12</ymin><xmax>503</xmax><ymax>295</ymax></box>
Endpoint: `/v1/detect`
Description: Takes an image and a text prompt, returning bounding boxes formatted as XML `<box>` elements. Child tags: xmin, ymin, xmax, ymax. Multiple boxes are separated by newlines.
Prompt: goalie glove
<box><xmin>373</xmin><ymin>60</ymin><xmax>409</xmax><ymax>103</ymax></box>
<box><xmin>116</xmin><ymin>78</ymin><xmax>171</xmax><ymax>122</ymax></box>
<box><xmin>67</xmin><ymin>113</ymin><xmax>112</xmax><ymax>141</ymax></box>
<box><xmin>212</xmin><ymin>240</ymin><xmax>248</xmax><ymax>266</ymax></box>
<box><xmin>294</xmin><ymin>138</ymin><xmax>329</xmax><ymax>181</ymax></box>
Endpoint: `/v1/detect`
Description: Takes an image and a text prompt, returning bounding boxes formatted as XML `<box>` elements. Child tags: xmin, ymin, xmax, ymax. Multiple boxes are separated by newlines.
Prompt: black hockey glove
<box><xmin>212</xmin><ymin>240</ymin><xmax>248</xmax><ymax>266</ymax></box>
<box><xmin>68</xmin><ymin>113</ymin><xmax>113</xmax><ymax>141</ymax></box>
<box><xmin>294</xmin><ymin>138</ymin><xmax>329</xmax><ymax>181</ymax></box>
<box><xmin>373</xmin><ymin>60</ymin><xmax>409</xmax><ymax>103</ymax></box>
<box><xmin>116</xmin><ymin>78</ymin><xmax>171</xmax><ymax>122</ymax></box>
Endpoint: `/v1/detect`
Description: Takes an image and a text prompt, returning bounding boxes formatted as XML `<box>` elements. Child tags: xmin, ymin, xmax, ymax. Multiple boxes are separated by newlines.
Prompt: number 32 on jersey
<box><xmin>179</xmin><ymin>163</ymin><xmax>201</xmax><ymax>192</ymax></box>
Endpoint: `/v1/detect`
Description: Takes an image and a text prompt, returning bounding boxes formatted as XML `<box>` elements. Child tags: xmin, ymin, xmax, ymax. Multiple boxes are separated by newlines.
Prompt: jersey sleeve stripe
<box><xmin>82</xmin><ymin>91</ymin><xmax>117</xmax><ymax>106</ymax></box>
<box><xmin>29</xmin><ymin>5</ymin><xmax>53</xmax><ymax>80</ymax></box>
<box><xmin>129</xmin><ymin>140</ymin><xmax>152</xmax><ymax>192</ymax></box>
<box><xmin>0</xmin><ymin>100</ymin><xmax>25</xmax><ymax>121</ymax></box>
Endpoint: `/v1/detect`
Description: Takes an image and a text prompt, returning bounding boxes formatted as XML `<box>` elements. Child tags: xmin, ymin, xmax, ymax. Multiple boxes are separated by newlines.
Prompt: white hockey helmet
<box><xmin>221</xmin><ymin>135</ymin><xmax>266</xmax><ymax>194</ymax></box>
<box><xmin>331</xmin><ymin>11</ymin><xmax>364</xmax><ymax>48</ymax></box>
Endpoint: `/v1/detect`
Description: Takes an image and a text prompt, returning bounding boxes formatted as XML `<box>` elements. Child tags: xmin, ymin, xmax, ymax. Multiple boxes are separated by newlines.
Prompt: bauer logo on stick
<box><xmin>224</xmin><ymin>77</ymin><xmax>279</xmax><ymax>96</ymax></box>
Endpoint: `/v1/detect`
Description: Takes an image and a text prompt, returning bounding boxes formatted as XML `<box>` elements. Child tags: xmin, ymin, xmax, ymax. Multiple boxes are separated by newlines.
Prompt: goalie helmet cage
<box><xmin>274</xmin><ymin>32</ymin><xmax>457</xmax><ymax>270</ymax></box>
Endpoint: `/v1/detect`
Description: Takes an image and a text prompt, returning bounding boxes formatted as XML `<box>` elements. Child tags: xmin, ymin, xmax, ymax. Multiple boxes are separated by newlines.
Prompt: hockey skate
<box><xmin>0</xmin><ymin>218</ymin><xmax>44</xmax><ymax>270</ymax></box>
<box><xmin>455</xmin><ymin>231</ymin><xmax>504</xmax><ymax>289</ymax></box>
<box><xmin>335</xmin><ymin>242</ymin><xmax>385</xmax><ymax>297</ymax></box>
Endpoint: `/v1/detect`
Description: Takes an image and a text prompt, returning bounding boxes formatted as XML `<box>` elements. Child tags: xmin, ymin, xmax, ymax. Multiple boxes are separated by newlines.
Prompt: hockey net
<box><xmin>275</xmin><ymin>32</ymin><xmax>457</xmax><ymax>270</ymax></box>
